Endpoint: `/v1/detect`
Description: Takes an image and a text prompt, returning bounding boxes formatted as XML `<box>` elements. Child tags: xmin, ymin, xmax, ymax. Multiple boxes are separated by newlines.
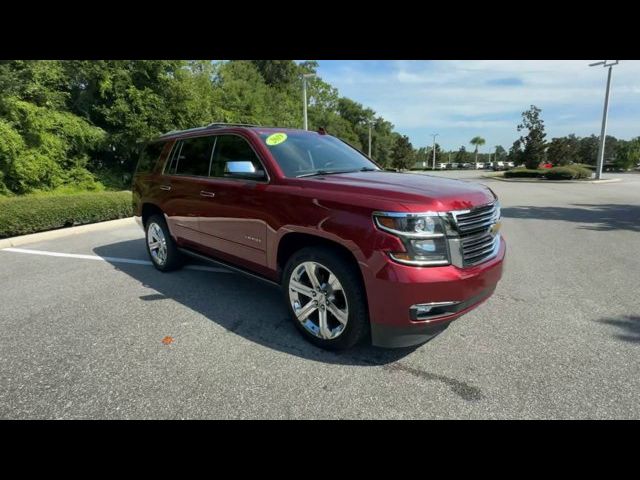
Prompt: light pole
<box><xmin>302</xmin><ymin>73</ymin><xmax>316</xmax><ymax>130</ymax></box>
<box><xmin>589</xmin><ymin>60</ymin><xmax>619</xmax><ymax>180</ymax></box>
<box><xmin>368</xmin><ymin>120</ymin><xmax>373</xmax><ymax>157</ymax></box>
<box><xmin>431</xmin><ymin>133</ymin><xmax>439</xmax><ymax>170</ymax></box>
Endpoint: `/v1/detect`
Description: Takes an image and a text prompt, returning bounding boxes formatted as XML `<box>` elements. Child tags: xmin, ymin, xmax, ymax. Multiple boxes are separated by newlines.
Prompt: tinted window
<box><xmin>258</xmin><ymin>131</ymin><xmax>378</xmax><ymax>177</ymax></box>
<box><xmin>210</xmin><ymin>135</ymin><xmax>265</xmax><ymax>179</ymax></box>
<box><xmin>136</xmin><ymin>141</ymin><xmax>165</xmax><ymax>174</ymax></box>
<box><xmin>173</xmin><ymin>136</ymin><xmax>215</xmax><ymax>176</ymax></box>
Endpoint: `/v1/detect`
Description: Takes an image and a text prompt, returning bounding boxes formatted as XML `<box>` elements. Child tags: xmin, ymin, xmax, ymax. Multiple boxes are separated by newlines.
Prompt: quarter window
<box><xmin>136</xmin><ymin>141</ymin><xmax>166</xmax><ymax>174</ymax></box>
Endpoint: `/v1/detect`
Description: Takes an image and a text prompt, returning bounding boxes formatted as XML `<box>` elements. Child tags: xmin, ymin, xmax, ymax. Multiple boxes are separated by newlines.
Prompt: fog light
<box><xmin>413</xmin><ymin>239</ymin><xmax>436</xmax><ymax>253</ymax></box>
<box><xmin>415</xmin><ymin>305</ymin><xmax>433</xmax><ymax>315</ymax></box>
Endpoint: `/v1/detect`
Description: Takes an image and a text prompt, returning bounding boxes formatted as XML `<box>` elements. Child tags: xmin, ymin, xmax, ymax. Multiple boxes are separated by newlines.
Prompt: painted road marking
<box><xmin>1</xmin><ymin>247</ymin><xmax>232</xmax><ymax>273</ymax></box>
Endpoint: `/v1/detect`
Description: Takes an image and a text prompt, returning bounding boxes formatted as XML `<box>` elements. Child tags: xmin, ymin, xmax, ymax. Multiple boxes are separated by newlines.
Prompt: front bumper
<box><xmin>366</xmin><ymin>238</ymin><xmax>506</xmax><ymax>348</ymax></box>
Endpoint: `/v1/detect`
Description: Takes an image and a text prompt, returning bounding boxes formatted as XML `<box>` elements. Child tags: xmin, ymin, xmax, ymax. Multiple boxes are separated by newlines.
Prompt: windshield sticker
<box><xmin>265</xmin><ymin>132</ymin><xmax>287</xmax><ymax>146</ymax></box>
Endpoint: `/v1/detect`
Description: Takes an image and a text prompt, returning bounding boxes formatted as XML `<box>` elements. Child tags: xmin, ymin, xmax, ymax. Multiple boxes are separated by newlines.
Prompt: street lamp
<box><xmin>431</xmin><ymin>133</ymin><xmax>439</xmax><ymax>170</ymax></box>
<box><xmin>368</xmin><ymin>119</ymin><xmax>374</xmax><ymax>157</ymax></box>
<box><xmin>589</xmin><ymin>60</ymin><xmax>620</xmax><ymax>180</ymax></box>
<box><xmin>302</xmin><ymin>73</ymin><xmax>316</xmax><ymax>130</ymax></box>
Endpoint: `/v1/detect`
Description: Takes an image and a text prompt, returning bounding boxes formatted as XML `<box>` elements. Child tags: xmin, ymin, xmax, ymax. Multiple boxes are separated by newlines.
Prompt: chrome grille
<box><xmin>453</xmin><ymin>202</ymin><xmax>500</xmax><ymax>266</ymax></box>
<box><xmin>454</xmin><ymin>203</ymin><xmax>499</xmax><ymax>235</ymax></box>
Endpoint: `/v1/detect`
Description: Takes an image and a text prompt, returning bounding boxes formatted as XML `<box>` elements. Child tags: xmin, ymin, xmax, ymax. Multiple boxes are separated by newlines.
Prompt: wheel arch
<box><xmin>276</xmin><ymin>232</ymin><xmax>368</xmax><ymax>294</ymax></box>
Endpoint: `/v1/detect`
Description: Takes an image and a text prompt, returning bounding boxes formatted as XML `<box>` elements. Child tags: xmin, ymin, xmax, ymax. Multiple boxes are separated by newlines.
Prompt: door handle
<box><xmin>200</xmin><ymin>191</ymin><xmax>216</xmax><ymax>198</ymax></box>
<box><xmin>159</xmin><ymin>185</ymin><xmax>172</xmax><ymax>191</ymax></box>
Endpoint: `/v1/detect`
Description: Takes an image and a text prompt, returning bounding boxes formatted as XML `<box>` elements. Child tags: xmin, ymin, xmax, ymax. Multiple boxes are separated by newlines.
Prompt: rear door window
<box><xmin>171</xmin><ymin>136</ymin><xmax>215</xmax><ymax>177</ymax></box>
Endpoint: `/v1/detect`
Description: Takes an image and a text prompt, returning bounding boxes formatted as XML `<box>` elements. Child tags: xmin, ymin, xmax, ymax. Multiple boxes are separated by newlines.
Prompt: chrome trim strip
<box><xmin>388</xmin><ymin>252</ymin><xmax>449</xmax><ymax>266</ymax></box>
<box><xmin>372</xmin><ymin>215</ymin><xmax>445</xmax><ymax>239</ymax></box>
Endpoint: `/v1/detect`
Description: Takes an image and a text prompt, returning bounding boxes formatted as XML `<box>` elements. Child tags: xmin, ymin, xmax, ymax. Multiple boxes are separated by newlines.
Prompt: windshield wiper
<box><xmin>296</xmin><ymin>167</ymin><xmax>379</xmax><ymax>178</ymax></box>
<box><xmin>296</xmin><ymin>169</ymin><xmax>353</xmax><ymax>178</ymax></box>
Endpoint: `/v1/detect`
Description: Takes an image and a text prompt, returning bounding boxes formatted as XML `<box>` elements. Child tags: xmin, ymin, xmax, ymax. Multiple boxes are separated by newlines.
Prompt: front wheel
<box><xmin>282</xmin><ymin>246</ymin><xmax>369</xmax><ymax>350</ymax></box>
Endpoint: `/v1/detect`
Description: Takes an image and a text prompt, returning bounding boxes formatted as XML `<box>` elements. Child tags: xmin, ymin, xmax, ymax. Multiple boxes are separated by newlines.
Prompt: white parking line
<box><xmin>1</xmin><ymin>247</ymin><xmax>232</xmax><ymax>273</ymax></box>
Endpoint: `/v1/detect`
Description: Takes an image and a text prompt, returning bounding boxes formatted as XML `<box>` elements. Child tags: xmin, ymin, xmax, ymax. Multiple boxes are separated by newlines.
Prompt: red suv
<box><xmin>132</xmin><ymin>123</ymin><xmax>505</xmax><ymax>350</ymax></box>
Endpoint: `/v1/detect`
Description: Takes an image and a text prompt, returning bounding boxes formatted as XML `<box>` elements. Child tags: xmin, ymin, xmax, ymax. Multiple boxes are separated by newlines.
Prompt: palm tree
<box><xmin>470</xmin><ymin>136</ymin><xmax>486</xmax><ymax>163</ymax></box>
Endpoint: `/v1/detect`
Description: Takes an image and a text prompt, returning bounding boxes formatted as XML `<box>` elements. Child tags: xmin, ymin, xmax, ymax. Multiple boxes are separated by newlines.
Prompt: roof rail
<box><xmin>206</xmin><ymin>122</ymin><xmax>260</xmax><ymax>129</ymax></box>
<box><xmin>157</xmin><ymin>122</ymin><xmax>261</xmax><ymax>139</ymax></box>
<box><xmin>158</xmin><ymin>126</ymin><xmax>209</xmax><ymax>138</ymax></box>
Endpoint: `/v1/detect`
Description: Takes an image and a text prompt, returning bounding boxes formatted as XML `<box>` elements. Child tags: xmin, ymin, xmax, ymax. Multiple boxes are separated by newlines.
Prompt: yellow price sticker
<box><xmin>266</xmin><ymin>132</ymin><xmax>287</xmax><ymax>146</ymax></box>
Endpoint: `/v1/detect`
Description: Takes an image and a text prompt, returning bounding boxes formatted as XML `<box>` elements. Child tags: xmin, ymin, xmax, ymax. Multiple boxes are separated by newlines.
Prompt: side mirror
<box><xmin>224</xmin><ymin>161</ymin><xmax>266</xmax><ymax>180</ymax></box>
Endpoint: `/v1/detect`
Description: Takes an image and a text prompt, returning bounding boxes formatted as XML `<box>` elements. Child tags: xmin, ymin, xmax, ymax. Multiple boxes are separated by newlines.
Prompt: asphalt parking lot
<box><xmin>1</xmin><ymin>171</ymin><xmax>639</xmax><ymax>419</ymax></box>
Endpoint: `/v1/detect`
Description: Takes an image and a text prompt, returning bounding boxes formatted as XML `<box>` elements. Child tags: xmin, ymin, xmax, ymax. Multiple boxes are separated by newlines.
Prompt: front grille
<box><xmin>454</xmin><ymin>202</ymin><xmax>500</xmax><ymax>266</ymax></box>
<box><xmin>455</xmin><ymin>203</ymin><xmax>498</xmax><ymax>234</ymax></box>
<box><xmin>461</xmin><ymin>231</ymin><xmax>499</xmax><ymax>266</ymax></box>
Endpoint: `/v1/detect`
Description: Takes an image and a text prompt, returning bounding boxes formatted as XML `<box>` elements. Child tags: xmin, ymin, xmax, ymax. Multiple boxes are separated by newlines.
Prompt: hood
<box><xmin>299</xmin><ymin>171</ymin><xmax>496</xmax><ymax>212</ymax></box>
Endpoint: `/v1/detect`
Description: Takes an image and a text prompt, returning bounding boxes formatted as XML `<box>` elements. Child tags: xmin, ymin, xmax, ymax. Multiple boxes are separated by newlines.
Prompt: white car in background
<box><xmin>474</xmin><ymin>162</ymin><xmax>485</xmax><ymax>169</ymax></box>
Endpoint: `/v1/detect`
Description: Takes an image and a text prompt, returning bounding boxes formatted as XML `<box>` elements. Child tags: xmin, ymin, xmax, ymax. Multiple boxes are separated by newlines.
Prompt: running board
<box><xmin>178</xmin><ymin>248</ymin><xmax>280</xmax><ymax>288</ymax></box>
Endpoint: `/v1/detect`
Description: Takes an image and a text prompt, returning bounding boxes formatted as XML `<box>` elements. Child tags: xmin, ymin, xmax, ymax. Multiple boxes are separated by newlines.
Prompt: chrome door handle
<box><xmin>159</xmin><ymin>185</ymin><xmax>172</xmax><ymax>191</ymax></box>
<box><xmin>200</xmin><ymin>191</ymin><xmax>216</xmax><ymax>198</ymax></box>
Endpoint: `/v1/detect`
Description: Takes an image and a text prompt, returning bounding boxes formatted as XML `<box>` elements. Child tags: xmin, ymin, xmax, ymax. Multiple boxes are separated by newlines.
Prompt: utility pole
<box><xmin>302</xmin><ymin>73</ymin><xmax>316</xmax><ymax>130</ymax></box>
<box><xmin>431</xmin><ymin>133</ymin><xmax>439</xmax><ymax>170</ymax></box>
<box><xmin>368</xmin><ymin>120</ymin><xmax>373</xmax><ymax>157</ymax></box>
<box><xmin>589</xmin><ymin>60</ymin><xmax>620</xmax><ymax>180</ymax></box>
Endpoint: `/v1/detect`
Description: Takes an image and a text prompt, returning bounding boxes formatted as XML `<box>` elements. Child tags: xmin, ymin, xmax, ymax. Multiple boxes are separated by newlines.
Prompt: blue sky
<box><xmin>313</xmin><ymin>60</ymin><xmax>640</xmax><ymax>152</ymax></box>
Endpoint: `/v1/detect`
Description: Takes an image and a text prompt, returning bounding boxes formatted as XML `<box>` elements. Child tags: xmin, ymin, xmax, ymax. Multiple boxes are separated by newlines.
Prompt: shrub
<box><xmin>571</xmin><ymin>163</ymin><xmax>596</xmax><ymax>171</ymax></box>
<box><xmin>504</xmin><ymin>168</ymin><xmax>544</xmax><ymax>178</ymax></box>
<box><xmin>544</xmin><ymin>165</ymin><xmax>592</xmax><ymax>180</ymax></box>
<box><xmin>0</xmin><ymin>191</ymin><xmax>132</xmax><ymax>238</ymax></box>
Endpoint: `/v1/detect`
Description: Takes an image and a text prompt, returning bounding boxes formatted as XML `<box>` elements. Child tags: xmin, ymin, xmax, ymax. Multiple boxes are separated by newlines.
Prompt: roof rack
<box><xmin>158</xmin><ymin>122</ymin><xmax>261</xmax><ymax>139</ymax></box>
<box><xmin>206</xmin><ymin>122</ymin><xmax>260</xmax><ymax>129</ymax></box>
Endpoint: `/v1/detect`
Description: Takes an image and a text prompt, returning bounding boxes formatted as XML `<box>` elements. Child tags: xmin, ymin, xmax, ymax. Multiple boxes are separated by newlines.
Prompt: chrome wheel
<box><xmin>147</xmin><ymin>222</ymin><xmax>168</xmax><ymax>266</ymax></box>
<box><xmin>288</xmin><ymin>261</ymin><xmax>349</xmax><ymax>340</ymax></box>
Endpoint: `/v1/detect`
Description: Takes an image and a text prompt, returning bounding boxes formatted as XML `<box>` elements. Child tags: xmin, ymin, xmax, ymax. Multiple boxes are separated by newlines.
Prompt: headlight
<box><xmin>373</xmin><ymin>212</ymin><xmax>450</xmax><ymax>266</ymax></box>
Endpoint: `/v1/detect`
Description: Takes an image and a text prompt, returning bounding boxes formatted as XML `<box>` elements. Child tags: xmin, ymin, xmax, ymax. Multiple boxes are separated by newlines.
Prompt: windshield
<box><xmin>258</xmin><ymin>131</ymin><xmax>379</xmax><ymax>178</ymax></box>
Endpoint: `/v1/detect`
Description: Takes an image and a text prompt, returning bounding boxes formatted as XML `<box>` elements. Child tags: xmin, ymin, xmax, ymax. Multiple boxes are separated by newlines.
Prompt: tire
<box><xmin>282</xmin><ymin>246</ymin><xmax>369</xmax><ymax>351</ymax></box>
<box><xmin>145</xmin><ymin>214</ymin><xmax>184</xmax><ymax>272</ymax></box>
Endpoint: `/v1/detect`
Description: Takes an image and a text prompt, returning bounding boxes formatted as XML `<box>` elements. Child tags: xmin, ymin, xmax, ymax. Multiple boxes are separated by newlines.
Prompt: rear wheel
<box><xmin>145</xmin><ymin>214</ymin><xmax>184</xmax><ymax>272</ymax></box>
<box><xmin>282</xmin><ymin>246</ymin><xmax>369</xmax><ymax>350</ymax></box>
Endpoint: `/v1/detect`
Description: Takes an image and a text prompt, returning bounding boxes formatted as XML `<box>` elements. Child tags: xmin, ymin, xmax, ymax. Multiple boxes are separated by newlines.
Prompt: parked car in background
<box><xmin>506</xmin><ymin>161</ymin><xmax>515</xmax><ymax>168</ymax></box>
<box><xmin>540</xmin><ymin>163</ymin><xmax>553</xmax><ymax>169</ymax></box>
<box><xmin>450</xmin><ymin>162</ymin><xmax>460</xmax><ymax>169</ymax></box>
<box><xmin>491</xmin><ymin>161</ymin><xmax>506</xmax><ymax>171</ymax></box>
<box><xmin>461</xmin><ymin>162</ymin><xmax>473</xmax><ymax>169</ymax></box>
<box><xmin>132</xmin><ymin>123</ymin><xmax>506</xmax><ymax>350</ymax></box>
<box><xmin>474</xmin><ymin>162</ymin><xmax>485</xmax><ymax>169</ymax></box>
<box><xmin>437</xmin><ymin>163</ymin><xmax>448</xmax><ymax>170</ymax></box>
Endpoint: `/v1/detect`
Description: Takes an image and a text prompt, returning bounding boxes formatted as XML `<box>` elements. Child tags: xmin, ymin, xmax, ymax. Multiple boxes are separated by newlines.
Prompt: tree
<box><xmin>455</xmin><ymin>145</ymin><xmax>468</xmax><ymax>164</ymax></box>
<box><xmin>494</xmin><ymin>145</ymin><xmax>506</xmax><ymax>160</ymax></box>
<box><xmin>546</xmin><ymin>134</ymin><xmax>580</xmax><ymax>166</ymax></box>
<box><xmin>517</xmin><ymin>105</ymin><xmax>547</xmax><ymax>169</ymax></box>
<box><xmin>391</xmin><ymin>135</ymin><xmax>414</xmax><ymax>170</ymax></box>
<box><xmin>578</xmin><ymin>135</ymin><xmax>599</xmax><ymax>165</ymax></box>
<box><xmin>414</xmin><ymin>147</ymin><xmax>430</xmax><ymax>167</ymax></box>
<box><xmin>614</xmin><ymin>138</ymin><xmax>640</xmax><ymax>170</ymax></box>
<box><xmin>508</xmin><ymin>139</ymin><xmax>523</xmax><ymax>165</ymax></box>
<box><xmin>469</xmin><ymin>136</ymin><xmax>485</xmax><ymax>163</ymax></box>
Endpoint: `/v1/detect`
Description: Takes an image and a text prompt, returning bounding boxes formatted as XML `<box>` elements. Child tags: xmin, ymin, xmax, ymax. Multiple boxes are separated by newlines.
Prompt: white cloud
<box><xmin>318</xmin><ymin>60</ymin><xmax>640</xmax><ymax>149</ymax></box>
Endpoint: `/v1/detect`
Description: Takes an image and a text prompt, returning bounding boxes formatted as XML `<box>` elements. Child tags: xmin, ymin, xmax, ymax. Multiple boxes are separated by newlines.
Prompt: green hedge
<box><xmin>544</xmin><ymin>165</ymin><xmax>592</xmax><ymax>180</ymax></box>
<box><xmin>0</xmin><ymin>191</ymin><xmax>132</xmax><ymax>238</ymax></box>
<box><xmin>504</xmin><ymin>168</ymin><xmax>544</xmax><ymax>178</ymax></box>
